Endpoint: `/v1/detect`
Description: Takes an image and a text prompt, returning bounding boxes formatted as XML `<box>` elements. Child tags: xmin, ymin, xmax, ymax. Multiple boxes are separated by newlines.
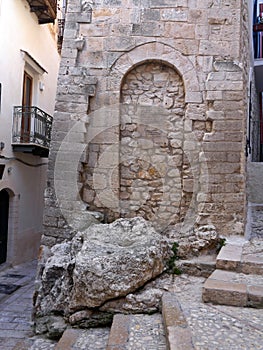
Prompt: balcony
<box><xmin>27</xmin><ymin>0</ymin><xmax>57</xmax><ymax>24</ymax></box>
<box><xmin>12</xmin><ymin>106</ymin><xmax>53</xmax><ymax>157</ymax></box>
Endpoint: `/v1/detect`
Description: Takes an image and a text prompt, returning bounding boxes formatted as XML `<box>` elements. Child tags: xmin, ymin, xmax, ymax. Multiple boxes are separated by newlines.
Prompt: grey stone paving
<box><xmin>0</xmin><ymin>260</ymin><xmax>57</xmax><ymax>350</ymax></box>
<box><xmin>127</xmin><ymin>314</ymin><xmax>167</xmax><ymax>350</ymax></box>
<box><xmin>70</xmin><ymin>328</ymin><xmax>110</xmax><ymax>349</ymax></box>
<box><xmin>0</xmin><ymin>261</ymin><xmax>35</xmax><ymax>349</ymax></box>
<box><xmin>169</xmin><ymin>275</ymin><xmax>263</xmax><ymax>350</ymax></box>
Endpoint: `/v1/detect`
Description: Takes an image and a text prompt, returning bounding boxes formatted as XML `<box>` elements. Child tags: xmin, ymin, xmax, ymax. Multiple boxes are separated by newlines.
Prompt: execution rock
<box><xmin>70</xmin><ymin>217</ymin><xmax>170</xmax><ymax>309</ymax></box>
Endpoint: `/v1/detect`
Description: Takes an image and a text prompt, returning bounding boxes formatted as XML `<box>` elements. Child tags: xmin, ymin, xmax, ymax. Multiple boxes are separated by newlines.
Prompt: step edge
<box><xmin>162</xmin><ymin>292</ymin><xmax>195</xmax><ymax>350</ymax></box>
<box><xmin>106</xmin><ymin>314</ymin><xmax>130</xmax><ymax>349</ymax></box>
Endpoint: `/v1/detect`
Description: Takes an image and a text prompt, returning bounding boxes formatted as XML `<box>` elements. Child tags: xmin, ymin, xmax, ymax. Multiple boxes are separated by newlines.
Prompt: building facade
<box><xmin>0</xmin><ymin>0</ymin><xmax>61</xmax><ymax>265</ymax></box>
<box><xmin>40</xmin><ymin>0</ymin><xmax>255</xmax><ymax>249</ymax></box>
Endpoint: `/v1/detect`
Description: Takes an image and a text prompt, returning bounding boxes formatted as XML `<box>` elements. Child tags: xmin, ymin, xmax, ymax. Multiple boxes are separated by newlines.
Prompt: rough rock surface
<box><xmin>70</xmin><ymin>217</ymin><xmax>170</xmax><ymax>309</ymax></box>
<box><xmin>33</xmin><ymin>217</ymin><xmax>171</xmax><ymax>335</ymax></box>
<box><xmin>165</xmin><ymin>224</ymin><xmax>220</xmax><ymax>259</ymax></box>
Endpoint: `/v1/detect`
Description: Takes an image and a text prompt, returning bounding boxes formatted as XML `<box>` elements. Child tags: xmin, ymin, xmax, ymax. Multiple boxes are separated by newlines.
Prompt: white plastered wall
<box><xmin>0</xmin><ymin>0</ymin><xmax>60</xmax><ymax>265</ymax></box>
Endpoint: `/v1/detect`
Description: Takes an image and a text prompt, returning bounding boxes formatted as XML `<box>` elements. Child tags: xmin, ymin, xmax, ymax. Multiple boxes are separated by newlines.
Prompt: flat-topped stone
<box><xmin>216</xmin><ymin>244</ymin><xmax>243</xmax><ymax>271</ymax></box>
<box><xmin>241</xmin><ymin>254</ymin><xmax>263</xmax><ymax>274</ymax></box>
<box><xmin>203</xmin><ymin>277</ymin><xmax>247</xmax><ymax>307</ymax></box>
<box><xmin>248</xmin><ymin>285</ymin><xmax>263</xmax><ymax>307</ymax></box>
<box><xmin>55</xmin><ymin>329</ymin><xmax>80</xmax><ymax>350</ymax></box>
<box><xmin>203</xmin><ymin>269</ymin><xmax>263</xmax><ymax>308</ymax></box>
<box><xmin>241</xmin><ymin>239</ymin><xmax>263</xmax><ymax>274</ymax></box>
<box><xmin>106</xmin><ymin>314</ymin><xmax>130</xmax><ymax>349</ymax></box>
<box><xmin>216</xmin><ymin>240</ymin><xmax>263</xmax><ymax>275</ymax></box>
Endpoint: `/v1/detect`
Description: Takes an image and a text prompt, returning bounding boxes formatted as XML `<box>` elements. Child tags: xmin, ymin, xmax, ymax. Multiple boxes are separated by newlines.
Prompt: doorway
<box><xmin>21</xmin><ymin>71</ymin><xmax>33</xmax><ymax>142</ymax></box>
<box><xmin>0</xmin><ymin>189</ymin><xmax>9</xmax><ymax>264</ymax></box>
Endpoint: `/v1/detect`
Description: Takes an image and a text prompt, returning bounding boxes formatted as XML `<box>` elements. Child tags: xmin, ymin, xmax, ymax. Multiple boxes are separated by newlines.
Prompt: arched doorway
<box><xmin>0</xmin><ymin>189</ymin><xmax>9</xmax><ymax>264</ymax></box>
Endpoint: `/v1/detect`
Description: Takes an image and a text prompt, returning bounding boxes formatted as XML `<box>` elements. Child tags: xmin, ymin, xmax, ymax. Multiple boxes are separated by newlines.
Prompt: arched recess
<box><xmin>0</xmin><ymin>187</ymin><xmax>17</xmax><ymax>265</ymax></box>
<box><xmin>79</xmin><ymin>42</ymin><xmax>204</xmax><ymax>229</ymax></box>
<box><xmin>107</xmin><ymin>43</ymin><xmax>202</xmax><ymax>230</ymax></box>
<box><xmin>118</xmin><ymin>60</ymin><xmax>193</xmax><ymax>229</ymax></box>
<box><xmin>109</xmin><ymin>41</ymin><xmax>202</xmax><ymax>104</ymax></box>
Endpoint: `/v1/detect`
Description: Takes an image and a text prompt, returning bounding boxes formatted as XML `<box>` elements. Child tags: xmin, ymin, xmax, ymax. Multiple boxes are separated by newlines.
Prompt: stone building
<box><xmin>41</xmin><ymin>0</ymin><xmax>252</xmax><ymax>247</ymax></box>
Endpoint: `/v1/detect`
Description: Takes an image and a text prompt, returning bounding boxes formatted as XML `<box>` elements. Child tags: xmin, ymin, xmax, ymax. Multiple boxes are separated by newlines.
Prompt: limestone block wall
<box><xmin>42</xmin><ymin>0</ymin><xmax>250</xmax><ymax>246</ymax></box>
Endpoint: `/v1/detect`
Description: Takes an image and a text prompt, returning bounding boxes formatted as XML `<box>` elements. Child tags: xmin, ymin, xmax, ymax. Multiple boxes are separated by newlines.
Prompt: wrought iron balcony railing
<box><xmin>27</xmin><ymin>0</ymin><xmax>57</xmax><ymax>24</ymax></box>
<box><xmin>12</xmin><ymin>106</ymin><xmax>53</xmax><ymax>157</ymax></box>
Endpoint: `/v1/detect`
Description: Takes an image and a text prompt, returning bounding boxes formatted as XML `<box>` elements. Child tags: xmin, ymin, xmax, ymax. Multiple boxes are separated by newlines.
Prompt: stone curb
<box><xmin>55</xmin><ymin>329</ymin><xmax>82</xmax><ymax>350</ymax></box>
<box><xmin>161</xmin><ymin>292</ymin><xmax>195</xmax><ymax>350</ymax></box>
<box><xmin>106</xmin><ymin>314</ymin><xmax>130</xmax><ymax>349</ymax></box>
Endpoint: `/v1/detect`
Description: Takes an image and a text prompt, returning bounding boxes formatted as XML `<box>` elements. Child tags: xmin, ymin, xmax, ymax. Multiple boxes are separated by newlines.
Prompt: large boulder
<box><xmin>33</xmin><ymin>217</ymin><xmax>171</xmax><ymax>335</ymax></box>
<box><xmin>70</xmin><ymin>217</ymin><xmax>170</xmax><ymax>309</ymax></box>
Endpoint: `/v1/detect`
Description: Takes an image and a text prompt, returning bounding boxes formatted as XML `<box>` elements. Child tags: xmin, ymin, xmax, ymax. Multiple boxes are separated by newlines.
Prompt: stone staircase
<box><xmin>54</xmin><ymin>292</ymin><xmax>196</xmax><ymax>350</ymax></box>
<box><xmin>202</xmin><ymin>238</ymin><xmax>263</xmax><ymax>308</ymax></box>
<box><xmin>54</xmin><ymin>240</ymin><xmax>263</xmax><ymax>349</ymax></box>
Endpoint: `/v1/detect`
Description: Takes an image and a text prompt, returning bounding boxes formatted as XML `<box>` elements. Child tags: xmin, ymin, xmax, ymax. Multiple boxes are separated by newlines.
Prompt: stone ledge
<box><xmin>241</xmin><ymin>254</ymin><xmax>263</xmax><ymax>275</ymax></box>
<box><xmin>216</xmin><ymin>242</ymin><xmax>263</xmax><ymax>275</ymax></box>
<box><xmin>248</xmin><ymin>285</ymin><xmax>263</xmax><ymax>307</ymax></box>
<box><xmin>178</xmin><ymin>254</ymin><xmax>216</xmax><ymax>278</ymax></box>
<box><xmin>162</xmin><ymin>292</ymin><xmax>195</xmax><ymax>350</ymax></box>
<box><xmin>216</xmin><ymin>244</ymin><xmax>243</xmax><ymax>271</ymax></box>
<box><xmin>202</xmin><ymin>277</ymin><xmax>247</xmax><ymax>307</ymax></box>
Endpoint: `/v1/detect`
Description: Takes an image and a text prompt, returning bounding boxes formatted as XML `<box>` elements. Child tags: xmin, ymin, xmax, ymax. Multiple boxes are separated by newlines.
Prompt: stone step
<box><xmin>161</xmin><ymin>293</ymin><xmax>195</xmax><ymax>350</ymax></box>
<box><xmin>178</xmin><ymin>254</ymin><xmax>216</xmax><ymax>278</ymax></box>
<box><xmin>216</xmin><ymin>242</ymin><xmax>263</xmax><ymax>275</ymax></box>
<box><xmin>202</xmin><ymin>269</ymin><xmax>263</xmax><ymax>308</ymax></box>
<box><xmin>106</xmin><ymin>313</ymin><xmax>167</xmax><ymax>349</ymax></box>
<box><xmin>55</xmin><ymin>327</ymin><xmax>110</xmax><ymax>350</ymax></box>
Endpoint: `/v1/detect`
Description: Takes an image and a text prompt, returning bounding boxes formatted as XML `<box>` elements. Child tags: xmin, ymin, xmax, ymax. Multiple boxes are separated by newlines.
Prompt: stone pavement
<box><xmin>0</xmin><ymin>253</ymin><xmax>263</xmax><ymax>349</ymax></box>
<box><xmin>169</xmin><ymin>274</ymin><xmax>263</xmax><ymax>350</ymax></box>
<box><xmin>0</xmin><ymin>260</ymin><xmax>57</xmax><ymax>350</ymax></box>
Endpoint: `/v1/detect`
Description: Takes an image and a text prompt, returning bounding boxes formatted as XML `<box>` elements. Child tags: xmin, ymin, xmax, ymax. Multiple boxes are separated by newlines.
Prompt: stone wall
<box><xmin>42</xmin><ymin>0</ymin><xmax>249</xmax><ymax>247</ymax></box>
<box><xmin>119</xmin><ymin>62</ymin><xmax>189</xmax><ymax>229</ymax></box>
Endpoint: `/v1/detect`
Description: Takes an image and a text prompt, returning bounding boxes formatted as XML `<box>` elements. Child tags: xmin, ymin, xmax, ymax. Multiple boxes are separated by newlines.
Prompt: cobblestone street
<box><xmin>0</xmin><ymin>261</ymin><xmax>57</xmax><ymax>350</ymax></box>
<box><xmin>0</xmin><ymin>257</ymin><xmax>262</xmax><ymax>349</ymax></box>
<box><xmin>170</xmin><ymin>274</ymin><xmax>263</xmax><ymax>350</ymax></box>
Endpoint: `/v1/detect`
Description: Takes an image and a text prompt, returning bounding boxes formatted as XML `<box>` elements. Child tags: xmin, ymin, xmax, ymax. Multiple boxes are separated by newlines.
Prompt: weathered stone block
<box><xmin>203</xmin><ymin>278</ymin><xmax>247</xmax><ymax>307</ymax></box>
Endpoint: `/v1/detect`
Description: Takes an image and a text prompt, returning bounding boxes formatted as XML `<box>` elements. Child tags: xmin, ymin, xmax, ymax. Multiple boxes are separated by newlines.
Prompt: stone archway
<box><xmin>0</xmin><ymin>189</ymin><xmax>9</xmax><ymax>264</ymax></box>
<box><xmin>0</xmin><ymin>187</ymin><xmax>17</xmax><ymax>264</ymax></box>
<box><xmin>77</xmin><ymin>42</ymin><xmax>203</xmax><ymax>229</ymax></box>
<box><xmin>109</xmin><ymin>42</ymin><xmax>202</xmax><ymax>104</ymax></box>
